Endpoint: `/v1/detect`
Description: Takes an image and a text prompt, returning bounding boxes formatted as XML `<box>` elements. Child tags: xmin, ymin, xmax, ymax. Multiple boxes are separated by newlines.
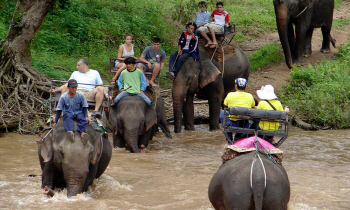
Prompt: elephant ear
<box><xmin>38</xmin><ymin>136</ymin><xmax>53</xmax><ymax>163</ymax></box>
<box><xmin>199</xmin><ymin>58</ymin><xmax>221</xmax><ymax>89</ymax></box>
<box><xmin>144</xmin><ymin>105</ymin><xmax>157</xmax><ymax>132</ymax></box>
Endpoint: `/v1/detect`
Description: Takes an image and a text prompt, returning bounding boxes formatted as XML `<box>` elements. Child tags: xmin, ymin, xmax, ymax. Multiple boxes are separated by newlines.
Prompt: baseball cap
<box><xmin>235</xmin><ymin>78</ymin><xmax>247</xmax><ymax>88</ymax></box>
<box><xmin>67</xmin><ymin>79</ymin><xmax>78</xmax><ymax>87</ymax></box>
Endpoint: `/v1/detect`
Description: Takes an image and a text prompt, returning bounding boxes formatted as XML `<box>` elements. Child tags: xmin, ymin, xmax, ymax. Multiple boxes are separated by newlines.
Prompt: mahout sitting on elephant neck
<box><xmin>37</xmin><ymin>121</ymin><xmax>112</xmax><ymax>197</ymax></box>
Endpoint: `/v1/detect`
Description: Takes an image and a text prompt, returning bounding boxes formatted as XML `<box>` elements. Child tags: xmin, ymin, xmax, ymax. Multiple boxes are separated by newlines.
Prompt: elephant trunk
<box><xmin>275</xmin><ymin>3</ymin><xmax>293</xmax><ymax>69</ymax></box>
<box><xmin>124</xmin><ymin>128</ymin><xmax>140</xmax><ymax>153</ymax></box>
<box><xmin>172</xmin><ymin>84</ymin><xmax>186</xmax><ymax>133</ymax></box>
<box><xmin>64</xmin><ymin>167</ymin><xmax>88</xmax><ymax>197</ymax></box>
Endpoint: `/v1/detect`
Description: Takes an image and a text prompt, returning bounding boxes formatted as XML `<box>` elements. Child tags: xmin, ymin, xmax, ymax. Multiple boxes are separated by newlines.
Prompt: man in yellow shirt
<box><xmin>220</xmin><ymin>78</ymin><xmax>255</xmax><ymax>142</ymax></box>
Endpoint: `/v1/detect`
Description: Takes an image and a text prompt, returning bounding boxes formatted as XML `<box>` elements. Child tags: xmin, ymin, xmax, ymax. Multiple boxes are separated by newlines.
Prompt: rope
<box><xmin>221</xmin><ymin>46</ymin><xmax>225</xmax><ymax>78</ymax></box>
<box><xmin>41</xmin><ymin>98</ymin><xmax>53</xmax><ymax>127</ymax></box>
<box><xmin>253</xmin><ymin>131</ymin><xmax>277</xmax><ymax>164</ymax></box>
<box><xmin>250</xmin><ymin>153</ymin><xmax>267</xmax><ymax>189</ymax></box>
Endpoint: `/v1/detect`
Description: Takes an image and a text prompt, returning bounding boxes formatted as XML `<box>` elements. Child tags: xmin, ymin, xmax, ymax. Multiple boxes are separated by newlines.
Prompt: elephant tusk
<box><xmin>295</xmin><ymin>6</ymin><xmax>308</xmax><ymax>18</ymax></box>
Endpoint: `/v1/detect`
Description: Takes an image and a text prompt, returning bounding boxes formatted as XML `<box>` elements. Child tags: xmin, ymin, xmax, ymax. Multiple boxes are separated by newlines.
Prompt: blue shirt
<box><xmin>69</xmin><ymin>69</ymin><xmax>103</xmax><ymax>91</ymax></box>
<box><xmin>193</xmin><ymin>11</ymin><xmax>211</xmax><ymax>25</ymax></box>
<box><xmin>56</xmin><ymin>91</ymin><xmax>89</xmax><ymax>115</ymax></box>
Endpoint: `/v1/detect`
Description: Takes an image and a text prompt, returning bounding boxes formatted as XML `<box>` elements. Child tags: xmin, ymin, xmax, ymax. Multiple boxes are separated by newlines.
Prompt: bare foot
<box><xmin>140</xmin><ymin>144</ymin><xmax>146</xmax><ymax>153</ymax></box>
<box><xmin>43</xmin><ymin>186</ymin><xmax>55</xmax><ymax>197</ymax></box>
<box><xmin>149</xmin><ymin>81</ymin><xmax>157</xmax><ymax>87</ymax></box>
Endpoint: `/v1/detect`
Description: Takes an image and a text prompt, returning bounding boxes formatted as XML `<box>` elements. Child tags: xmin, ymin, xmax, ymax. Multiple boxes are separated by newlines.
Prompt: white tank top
<box><xmin>122</xmin><ymin>45</ymin><xmax>134</xmax><ymax>58</ymax></box>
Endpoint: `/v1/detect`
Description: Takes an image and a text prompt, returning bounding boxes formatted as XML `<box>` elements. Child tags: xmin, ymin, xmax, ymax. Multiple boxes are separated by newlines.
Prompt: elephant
<box><xmin>37</xmin><ymin>121</ymin><xmax>112</xmax><ymax>197</ymax></box>
<box><xmin>273</xmin><ymin>0</ymin><xmax>335</xmax><ymax>68</ymax></box>
<box><xmin>108</xmin><ymin>95</ymin><xmax>172</xmax><ymax>153</ymax></box>
<box><xmin>172</xmin><ymin>45</ymin><xmax>250</xmax><ymax>133</ymax></box>
<box><xmin>208</xmin><ymin>152</ymin><xmax>290</xmax><ymax>209</ymax></box>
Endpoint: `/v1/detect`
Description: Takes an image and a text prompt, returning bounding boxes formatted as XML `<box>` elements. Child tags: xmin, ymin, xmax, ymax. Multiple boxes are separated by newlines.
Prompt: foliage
<box><xmin>333</xmin><ymin>19</ymin><xmax>350</xmax><ymax>29</ymax></box>
<box><xmin>247</xmin><ymin>44</ymin><xmax>282</xmax><ymax>71</ymax></box>
<box><xmin>280</xmin><ymin>43</ymin><xmax>350</xmax><ymax>128</ymax></box>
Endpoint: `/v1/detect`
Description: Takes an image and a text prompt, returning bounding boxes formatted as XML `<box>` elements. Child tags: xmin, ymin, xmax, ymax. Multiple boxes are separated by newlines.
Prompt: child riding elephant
<box><xmin>166</xmin><ymin>22</ymin><xmax>199</xmax><ymax>80</ymax></box>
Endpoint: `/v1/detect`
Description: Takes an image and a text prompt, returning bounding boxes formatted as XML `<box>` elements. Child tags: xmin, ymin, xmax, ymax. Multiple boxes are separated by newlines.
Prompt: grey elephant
<box><xmin>274</xmin><ymin>0</ymin><xmax>335</xmax><ymax>68</ymax></box>
<box><xmin>37</xmin><ymin>122</ymin><xmax>112</xmax><ymax>197</ymax></box>
<box><xmin>108</xmin><ymin>95</ymin><xmax>172</xmax><ymax>153</ymax></box>
<box><xmin>208</xmin><ymin>152</ymin><xmax>290</xmax><ymax>209</ymax></box>
<box><xmin>172</xmin><ymin>45</ymin><xmax>250</xmax><ymax>133</ymax></box>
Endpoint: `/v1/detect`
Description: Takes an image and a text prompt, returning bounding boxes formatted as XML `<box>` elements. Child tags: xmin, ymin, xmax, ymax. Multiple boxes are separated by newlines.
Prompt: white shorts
<box><xmin>197</xmin><ymin>23</ymin><xmax>224</xmax><ymax>33</ymax></box>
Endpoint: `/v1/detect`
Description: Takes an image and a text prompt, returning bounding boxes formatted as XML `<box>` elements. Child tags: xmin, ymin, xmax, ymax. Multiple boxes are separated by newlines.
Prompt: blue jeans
<box><xmin>220</xmin><ymin>110</ymin><xmax>248</xmax><ymax>141</ymax></box>
<box><xmin>114</xmin><ymin>92</ymin><xmax>151</xmax><ymax>105</ymax></box>
<box><xmin>168</xmin><ymin>52</ymin><xmax>191</xmax><ymax>76</ymax></box>
<box><xmin>63</xmin><ymin>112</ymin><xmax>87</xmax><ymax>133</ymax></box>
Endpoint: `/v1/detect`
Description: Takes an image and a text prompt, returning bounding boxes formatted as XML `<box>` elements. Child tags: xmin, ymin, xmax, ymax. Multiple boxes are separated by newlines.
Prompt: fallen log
<box><xmin>292</xmin><ymin>115</ymin><xmax>318</xmax><ymax>130</ymax></box>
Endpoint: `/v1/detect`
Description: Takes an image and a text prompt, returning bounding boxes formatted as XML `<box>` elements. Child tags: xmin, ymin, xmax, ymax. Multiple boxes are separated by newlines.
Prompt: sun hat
<box><xmin>256</xmin><ymin>85</ymin><xmax>278</xmax><ymax>100</ymax></box>
<box><xmin>235</xmin><ymin>78</ymin><xmax>247</xmax><ymax>88</ymax></box>
<box><xmin>67</xmin><ymin>79</ymin><xmax>78</xmax><ymax>87</ymax></box>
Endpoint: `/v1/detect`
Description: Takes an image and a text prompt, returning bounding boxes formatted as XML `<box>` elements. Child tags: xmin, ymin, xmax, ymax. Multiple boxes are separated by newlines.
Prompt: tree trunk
<box><xmin>0</xmin><ymin>0</ymin><xmax>57</xmax><ymax>133</ymax></box>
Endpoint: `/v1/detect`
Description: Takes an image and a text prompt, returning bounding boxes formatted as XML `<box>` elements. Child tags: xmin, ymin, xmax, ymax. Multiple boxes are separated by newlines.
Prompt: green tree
<box><xmin>0</xmin><ymin>0</ymin><xmax>57</xmax><ymax>133</ymax></box>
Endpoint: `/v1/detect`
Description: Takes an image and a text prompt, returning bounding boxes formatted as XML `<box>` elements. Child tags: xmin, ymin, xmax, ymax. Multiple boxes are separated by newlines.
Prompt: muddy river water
<box><xmin>0</xmin><ymin>125</ymin><xmax>349</xmax><ymax>210</ymax></box>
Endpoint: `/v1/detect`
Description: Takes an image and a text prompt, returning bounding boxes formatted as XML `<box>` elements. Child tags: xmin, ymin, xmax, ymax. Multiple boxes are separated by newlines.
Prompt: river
<box><xmin>0</xmin><ymin>126</ymin><xmax>349</xmax><ymax>209</ymax></box>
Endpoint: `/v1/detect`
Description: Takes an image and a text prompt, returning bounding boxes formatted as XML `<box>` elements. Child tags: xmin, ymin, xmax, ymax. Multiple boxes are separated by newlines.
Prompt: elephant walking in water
<box><xmin>108</xmin><ymin>95</ymin><xmax>172</xmax><ymax>153</ymax></box>
<box><xmin>37</xmin><ymin>122</ymin><xmax>112</xmax><ymax>197</ymax></box>
<box><xmin>274</xmin><ymin>0</ymin><xmax>335</xmax><ymax>68</ymax></box>
<box><xmin>172</xmin><ymin>44</ymin><xmax>250</xmax><ymax>133</ymax></box>
<box><xmin>208</xmin><ymin>152</ymin><xmax>290</xmax><ymax>209</ymax></box>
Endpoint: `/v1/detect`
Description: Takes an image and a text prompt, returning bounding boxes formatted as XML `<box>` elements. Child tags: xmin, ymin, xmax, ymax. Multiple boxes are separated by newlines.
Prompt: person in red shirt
<box><xmin>197</xmin><ymin>1</ymin><xmax>229</xmax><ymax>48</ymax></box>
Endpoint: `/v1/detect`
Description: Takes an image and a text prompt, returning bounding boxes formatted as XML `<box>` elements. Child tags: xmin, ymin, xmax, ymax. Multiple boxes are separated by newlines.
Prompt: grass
<box><xmin>248</xmin><ymin>44</ymin><xmax>283</xmax><ymax>71</ymax></box>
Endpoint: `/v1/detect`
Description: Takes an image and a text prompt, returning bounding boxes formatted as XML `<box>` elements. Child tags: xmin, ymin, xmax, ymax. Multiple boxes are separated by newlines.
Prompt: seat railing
<box><xmin>222</xmin><ymin>107</ymin><xmax>290</xmax><ymax>147</ymax></box>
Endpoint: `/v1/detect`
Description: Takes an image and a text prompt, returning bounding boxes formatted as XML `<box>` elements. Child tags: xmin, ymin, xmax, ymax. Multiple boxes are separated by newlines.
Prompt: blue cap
<box><xmin>235</xmin><ymin>78</ymin><xmax>247</xmax><ymax>88</ymax></box>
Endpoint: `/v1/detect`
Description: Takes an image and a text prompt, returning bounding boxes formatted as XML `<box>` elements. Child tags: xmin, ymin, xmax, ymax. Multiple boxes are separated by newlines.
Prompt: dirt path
<box><xmin>162</xmin><ymin>3</ymin><xmax>350</xmax><ymax>119</ymax></box>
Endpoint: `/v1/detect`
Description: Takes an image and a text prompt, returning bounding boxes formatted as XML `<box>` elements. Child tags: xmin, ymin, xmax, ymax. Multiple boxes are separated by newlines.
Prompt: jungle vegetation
<box><xmin>0</xmin><ymin>0</ymin><xmax>349</xmax><ymax>132</ymax></box>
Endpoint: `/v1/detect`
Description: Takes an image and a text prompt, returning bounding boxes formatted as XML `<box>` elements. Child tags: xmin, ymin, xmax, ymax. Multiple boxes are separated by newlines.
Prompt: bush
<box><xmin>280</xmin><ymin>43</ymin><xmax>350</xmax><ymax>128</ymax></box>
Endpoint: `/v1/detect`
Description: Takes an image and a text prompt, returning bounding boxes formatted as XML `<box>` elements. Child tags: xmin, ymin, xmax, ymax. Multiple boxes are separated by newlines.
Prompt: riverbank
<box><xmin>161</xmin><ymin>3</ymin><xmax>350</xmax><ymax>125</ymax></box>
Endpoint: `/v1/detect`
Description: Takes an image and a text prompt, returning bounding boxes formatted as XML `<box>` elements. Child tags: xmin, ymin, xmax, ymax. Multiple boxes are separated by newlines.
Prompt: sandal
<box><xmin>210</xmin><ymin>44</ymin><xmax>218</xmax><ymax>48</ymax></box>
<box><xmin>166</xmin><ymin>72</ymin><xmax>175</xmax><ymax>81</ymax></box>
<box><xmin>204</xmin><ymin>43</ymin><xmax>211</xmax><ymax>48</ymax></box>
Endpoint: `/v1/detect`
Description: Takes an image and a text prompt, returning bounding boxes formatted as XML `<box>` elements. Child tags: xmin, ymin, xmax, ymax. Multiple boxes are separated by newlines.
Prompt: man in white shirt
<box><xmin>197</xmin><ymin>1</ymin><xmax>230</xmax><ymax>48</ymax></box>
<box><xmin>51</xmin><ymin>59</ymin><xmax>111</xmax><ymax>118</ymax></box>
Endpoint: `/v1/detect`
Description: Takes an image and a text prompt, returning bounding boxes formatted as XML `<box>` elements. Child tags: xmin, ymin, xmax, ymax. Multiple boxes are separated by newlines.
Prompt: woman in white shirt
<box><xmin>112</xmin><ymin>33</ymin><xmax>143</xmax><ymax>83</ymax></box>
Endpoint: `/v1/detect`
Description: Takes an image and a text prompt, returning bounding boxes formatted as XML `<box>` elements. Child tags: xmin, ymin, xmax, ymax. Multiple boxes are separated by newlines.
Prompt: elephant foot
<box><xmin>320</xmin><ymin>48</ymin><xmax>331</xmax><ymax>53</ymax></box>
<box><xmin>43</xmin><ymin>186</ymin><xmax>55</xmax><ymax>197</ymax></box>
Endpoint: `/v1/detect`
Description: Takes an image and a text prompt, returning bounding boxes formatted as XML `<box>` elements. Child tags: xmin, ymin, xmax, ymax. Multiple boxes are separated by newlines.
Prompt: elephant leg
<box><xmin>183</xmin><ymin>92</ymin><xmax>195</xmax><ymax>131</ymax></box>
<box><xmin>304</xmin><ymin>28</ymin><xmax>313</xmax><ymax>56</ymax></box>
<box><xmin>113</xmin><ymin>130</ymin><xmax>125</xmax><ymax>148</ymax></box>
<box><xmin>207</xmin><ymin>81</ymin><xmax>223</xmax><ymax>131</ymax></box>
<box><xmin>321</xmin><ymin>25</ymin><xmax>332</xmax><ymax>53</ymax></box>
<box><xmin>41</xmin><ymin>161</ymin><xmax>57</xmax><ymax>190</ymax></box>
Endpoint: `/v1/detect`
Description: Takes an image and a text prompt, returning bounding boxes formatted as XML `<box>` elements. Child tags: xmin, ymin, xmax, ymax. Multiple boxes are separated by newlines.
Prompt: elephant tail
<box><xmin>330</xmin><ymin>35</ymin><xmax>336</xmax><ymax>48</ymax></box>
<box><xmin>158</xmin><ymin>124</ymin><xmax>172</xmax><ymax>139</ymax></box>
<box><xmin>251</xmin><ymin>154</ymin><xmax>266</xmax><ymax>210</ymax></box>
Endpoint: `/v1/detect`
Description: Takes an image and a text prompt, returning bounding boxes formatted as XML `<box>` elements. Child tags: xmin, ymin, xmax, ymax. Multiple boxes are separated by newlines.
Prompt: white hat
<box><xmin>256</xmin><ymin>85</ymin><xmax>278</xmax><ymax>100</ymax></box>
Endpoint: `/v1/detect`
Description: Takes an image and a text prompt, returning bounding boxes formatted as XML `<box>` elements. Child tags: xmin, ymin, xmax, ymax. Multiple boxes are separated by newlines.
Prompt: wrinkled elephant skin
<box><xmin>172</xmin><ymin>45</ymin><xmax>250</xmax><ymax>133</ymax></box>
<box><xmin>208</xmin><ymin>152</ymin><xmax>290</xmax><ymax>209</ymax></box>
<box><xmin>37</xmin><ymin>122</ymin><xmax>112</xmax><ymax>197</ymax></box>
<box><xmin>274</xmin><ymin>0</ymin><xmax>335</xmax><ymax>68</ymax></box>
<box><xmin>108</xmin><ymin>95</ymin><xmax>171</xmax><ymax>153</ymax></box>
